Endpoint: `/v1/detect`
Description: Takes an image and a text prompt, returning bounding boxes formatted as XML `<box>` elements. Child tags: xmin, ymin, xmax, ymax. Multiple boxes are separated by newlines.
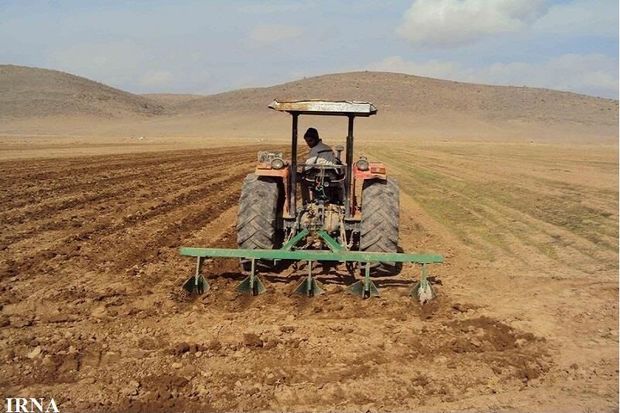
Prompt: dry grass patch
<box><xmin>365</xmin><ymin>141</ymin><xmax>618</xmax><ymax>267</ymax></box>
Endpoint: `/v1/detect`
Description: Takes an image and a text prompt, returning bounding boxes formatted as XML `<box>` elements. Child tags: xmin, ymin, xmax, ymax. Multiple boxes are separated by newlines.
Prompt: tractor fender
<box><xmin>350</xmin><ymin>162</ymin><xmax>388</xmax><ymax>219</ymax></box>
<box><xmin>254</xmin><ymin>167</ymin><xmax>290</xmax><ymax>215</ymax></box>
<box><xmin>353</xmin><ymin>161</ymin><xmax>387</xmax><ymax>181</ymax></box>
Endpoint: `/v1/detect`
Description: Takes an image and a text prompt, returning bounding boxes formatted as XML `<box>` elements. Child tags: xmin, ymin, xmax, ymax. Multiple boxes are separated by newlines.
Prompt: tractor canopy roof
<box><xmin>269</xmin><ymin>99</ymin><xmax>377</xmax><ymax>117</ymax></box>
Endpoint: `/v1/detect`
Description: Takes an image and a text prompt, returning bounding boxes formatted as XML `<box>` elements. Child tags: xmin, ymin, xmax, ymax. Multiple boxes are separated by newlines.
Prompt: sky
<box><xmin>0</xmin><ymin>0</ymin><xmax>618</xmax><ymax>98</ymax></box>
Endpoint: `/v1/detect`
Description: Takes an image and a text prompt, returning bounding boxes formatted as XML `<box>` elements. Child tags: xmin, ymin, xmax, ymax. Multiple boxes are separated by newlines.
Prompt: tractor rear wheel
<box><xmin>359</xmin><ymin>178</ymin><xmax>400</xmax><ymax>275</ymax></box>
<box><xmin>236</xmin><ymin>174</ymin><xmax>284</xmax><ymax>271</ymax></box>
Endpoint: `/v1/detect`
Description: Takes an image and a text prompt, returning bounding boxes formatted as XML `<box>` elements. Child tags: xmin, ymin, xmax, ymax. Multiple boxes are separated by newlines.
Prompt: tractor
<box><xmin>180</xmin><ymin>100</ymin><xmax>442</xmax><ymax>303</ymax></box>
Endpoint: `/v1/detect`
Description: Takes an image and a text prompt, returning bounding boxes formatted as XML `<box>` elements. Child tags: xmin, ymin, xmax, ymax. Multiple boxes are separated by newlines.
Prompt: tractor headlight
<box><xmin>271</xmin><ymin>158</ymin><xmax>285</xmax><ymax>169</ymax></box>
<box><xmin>356</xmin><ymin>159</ymin><xmax>369</xmax><ymax>171</ymax></box>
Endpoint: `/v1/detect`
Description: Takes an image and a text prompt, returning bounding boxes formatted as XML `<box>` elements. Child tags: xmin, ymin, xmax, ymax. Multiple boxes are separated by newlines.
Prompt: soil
<box><xmin>0</xmin><ymin>139</ymin><xmax>616</xmax><ymax>412</ymax></box>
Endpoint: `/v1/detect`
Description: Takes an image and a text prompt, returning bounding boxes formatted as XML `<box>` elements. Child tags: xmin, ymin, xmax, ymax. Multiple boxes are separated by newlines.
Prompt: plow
<box><xmin>180</xmin><ymin>100</ymin><xmax>443</xmax><ymax>303</ymax></box>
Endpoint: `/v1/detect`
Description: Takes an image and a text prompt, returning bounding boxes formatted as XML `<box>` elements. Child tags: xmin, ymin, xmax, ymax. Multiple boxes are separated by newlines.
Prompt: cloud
<box><xmin>533</xmin><ymin>0</ymin><xmax>618</xmax><ymax>37</ymax></box>
<box><xmin>481</xmin><ymin>54</ymin><xmax>619</xmax><ymax>97</ymax></box>
<box><xmin>397</xmin><ymin>0</ymin><xmax>549</xmax><ymax>48</ymax></box>
<box><xmin>4</xmin><ymin>0</ymin><xmax>615</xmax><ymax>97</ymax></box>
<box><xmin>248</xmin><ymin>24</ymin><xmax>303</xmax><ymax>45</ymax></box>
<box><xmin>368</xmin><ymin>54</ymin><xmax>619</xmax><ymax>98</ymax></box>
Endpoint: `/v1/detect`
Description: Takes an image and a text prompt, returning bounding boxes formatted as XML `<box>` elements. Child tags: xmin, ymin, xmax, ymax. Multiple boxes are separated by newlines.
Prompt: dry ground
<box><xmin>0</xmin><ymin>136</ymin><xmax>617</xmax><ymax>412</ymax></box>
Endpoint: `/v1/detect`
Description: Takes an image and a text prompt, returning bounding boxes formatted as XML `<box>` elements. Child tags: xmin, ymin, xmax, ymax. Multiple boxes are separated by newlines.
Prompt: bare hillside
<box><xmin>160</xmin><ymin>71</ymin><xmax>618</xmax><ymax>141</ymax></box>
<box><xmin>173</xmin><ymin>71</ymin><xmax>618</xmax><ymax>127</ymax></box>
<box><xmin>0</xmin><ymin>65</ymin><xmax>164</xmax><ymax>119</ymax></box>
<box><xmin>0</xmin><ymin>67</ymin><xmax>617</xmax><ymax>141</ymax></box>
<box><xmin>142</xmin><ymin>93</ymin><xmax>204</xmax><ymax>106</ymax></box>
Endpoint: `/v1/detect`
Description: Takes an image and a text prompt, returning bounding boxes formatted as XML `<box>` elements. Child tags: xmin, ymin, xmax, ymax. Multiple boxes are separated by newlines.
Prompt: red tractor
<box><xmin>237</xmin><ymin>100</ymin><xmax>399</xmax><ymax>276</ymax></box>
<box><xmin>181</xmin><ymin>100</ymin><xmax>442</xmax><ymax>302</ymax></box>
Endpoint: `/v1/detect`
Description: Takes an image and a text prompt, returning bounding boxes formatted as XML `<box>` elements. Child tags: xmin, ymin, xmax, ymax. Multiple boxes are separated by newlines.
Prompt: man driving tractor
<box><xmin>303</xmin><ymin>127</ymin><xmax>337</xmax><ymax>165</ymax></box>
<box><xmin>301</xmin><ymin>127</ymin><xmax>344</xmax><ymax>204</ymax></box>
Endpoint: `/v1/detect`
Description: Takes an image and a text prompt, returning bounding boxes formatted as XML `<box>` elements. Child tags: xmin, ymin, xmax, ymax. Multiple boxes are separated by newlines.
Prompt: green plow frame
<box><xmin>180</xmin><ymin>230</ymin><xmax>443</xmax><ymax>301</ymax></box>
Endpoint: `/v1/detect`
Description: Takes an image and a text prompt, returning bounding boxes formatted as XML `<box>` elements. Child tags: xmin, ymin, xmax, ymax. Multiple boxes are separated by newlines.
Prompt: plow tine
<box><xmin>411</xmin><ymin>263</ymin><xmax>436</xmax><ymax>304</ymax></box>
<box><xmin>183</xmin><ymin>257</ymin><xmax>209</xmax><ymax>295</ymax></box>
<box><xmin>293</xmin><ymin>260</ymin><xmax>324</xmax><ymax>297</ymax></box>
<box><xmin>182</xmin><ymin>274</ymin><xmax>207</xmax><ymax>294</ymax></box>
<box><xmin>348</xmin><ymin>262</ymin><xmax>379</xmax><ymax>299</ymax></box>
<box><xmin>347</xmin><ymin>280</ymin><xmax>365</xmax><ymax>297</ymax></box>
<box><xmin>237</xmin><ymin>275</ymin><xmax>266</xmax><ymax>295</ymax></box>
<box><xmin>237</xmin><ymin>259</ymin><xmax>267</xmax><ymax>296</ymax></box>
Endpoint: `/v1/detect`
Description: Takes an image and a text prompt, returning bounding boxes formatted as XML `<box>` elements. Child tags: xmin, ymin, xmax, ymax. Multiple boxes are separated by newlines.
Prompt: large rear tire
<box><xmin>236</xmin><ymin>174</ymin><xmax>283</xmax><ymax>271</ymax></box>
<box><xmin>359</xmin><ymin>178</ymin><xmax>401</xmax><ymax>276</ymax></box>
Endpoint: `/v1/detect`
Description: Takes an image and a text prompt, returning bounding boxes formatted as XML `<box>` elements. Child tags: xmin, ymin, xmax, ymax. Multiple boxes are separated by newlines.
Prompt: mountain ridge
<box><xmin>0</xmin><ymin>64</ymin><xmax>617</xmax><ymax>141</ymax></box>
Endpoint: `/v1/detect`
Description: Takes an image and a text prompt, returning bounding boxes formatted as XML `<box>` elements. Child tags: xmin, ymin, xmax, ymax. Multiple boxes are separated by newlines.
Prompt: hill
<box><xmin>142</xmin><ymin>93</ymin><xmax>204</xmax><ymax>106</ymax></box>
<box><xmin>171</xmin><ymin>71</ymin><xmax>618</xmax><ymax>137</ymax></box>
<box><xmin>0</xmin><ymin>65</ymin><xmax>164</xmax><ymax>119</ymax></box>
<box><xmin>174</xmin><ymin>71</ymin><xmax>616</xmax><ymax>123</ymax></box>
<box><xmin>0</xmin><ymin>66</ymin><xmax>617</xmax><ymax>141</ymax></box>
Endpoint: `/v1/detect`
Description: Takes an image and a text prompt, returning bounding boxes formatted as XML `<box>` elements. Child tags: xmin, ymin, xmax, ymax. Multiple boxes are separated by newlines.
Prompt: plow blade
<box><xmin>293</xmin><ymin>277</ymin><xmax>324</xmax><ymax>297</ymax></box>
<box><xmin>348</xmin><ymin>279</ymin><xmax>380</xmax><ymax>298</ymax></box>
<box><xmin>183</xmin><ymin>274</ymin><xmax>208</xmax><ymax>295</ymax></box>
<box><xmin>183</xmin><ymin>256</ymin><xmax>208</xmax><ymax>295</ymax></box>
<box><xmin>237</xmin><ymin>258</ymin><xmax>266</xmax><ymax>296</ymax></box>
<box><xmin>237</xmin><ymin>274</ymin><xmax>267</xmax><ymax>296</ymax></box>
<box><xmin>411</xmin><ymin>279</ymin><xmax>436</xmax><ymax>304</ymax></box>
<box><xmin>348</xmin><ymin>262</ymin><xmax>380</xmax><ymax>298</ymax></box>
<box><xmin>410</xmin><ymin>263</ymin><xmax>436</xmax><ymax>304</ymax></box>
<box><xmin>293</xmin><ymin>260</ymin><xmax>325</xmax><ymax>297</ymax></box>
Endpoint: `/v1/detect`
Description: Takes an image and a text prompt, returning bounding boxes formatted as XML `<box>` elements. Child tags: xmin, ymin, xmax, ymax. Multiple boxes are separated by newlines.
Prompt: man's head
<box><xmin>303</xmin><ymin>127</ymin><xmax>320</xmax><ymax>148</ymax></box>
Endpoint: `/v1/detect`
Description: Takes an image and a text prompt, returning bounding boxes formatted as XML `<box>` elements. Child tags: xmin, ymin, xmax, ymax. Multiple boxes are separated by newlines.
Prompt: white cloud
<box><xmin>480</xmin><ymin>54</ymin><xmax>618</xmax><ymax>95</ymax></box>
<box><xmin>398</xmin><ymin>0</ymin><xmax>549</xmax><ymax>48</ymax></box>
<box><xmin>368</xmin><ymin>54</ymin><xmax>619</xmax><ymax>98</ymax></box>
<box><xmin>533</xmin><ymin>0</ymin><xmax>618</xmax><ymax>36</ymax></box>
<box><xmin>248</xmin><ymin>24</ymin><xmax>303</xmax><ymax>45</ymax></box>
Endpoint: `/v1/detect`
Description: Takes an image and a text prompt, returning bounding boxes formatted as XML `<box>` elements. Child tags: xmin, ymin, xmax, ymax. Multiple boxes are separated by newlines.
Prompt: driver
<box><xmin>301</xmin><ymin>127</ymin><xmax>344</xmax><ymax>203</ymax></box>
<box><xmin>303</xmin><ymin>127</ymin><xmax>336</xmax><ymax>165</ymax></box>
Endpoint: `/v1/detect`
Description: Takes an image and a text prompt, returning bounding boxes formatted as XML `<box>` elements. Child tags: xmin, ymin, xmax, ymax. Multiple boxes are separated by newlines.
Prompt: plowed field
<box><xmin>0</xmin><ymin>140</ymin><xmax>617</xmax><ymax>412</ymax></box>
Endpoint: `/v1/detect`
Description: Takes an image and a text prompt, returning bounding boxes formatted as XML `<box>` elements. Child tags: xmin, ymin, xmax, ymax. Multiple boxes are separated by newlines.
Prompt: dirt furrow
<box><xmin>0</xmin><ymin>157</ymin><xmax>253</xmax><ymax>247</ymax></box>
<box><xmin>0</xmin><ymin>146</ymin><xmax>256</xmax><ymax>181</ymax></box>
<box><xmin>1</xmin><ymin>166</ymin><xmax>251</xmax><ymax>286</ymax></box>
<box><xmin>0</xmin><ymin>146</ymin><xmax>264</xmax><ymax>214</ymax></box>
<box><xmin>0</xmin><ymin>151</ymin><xmax>255</xmax><ymax>213</ymax></box>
